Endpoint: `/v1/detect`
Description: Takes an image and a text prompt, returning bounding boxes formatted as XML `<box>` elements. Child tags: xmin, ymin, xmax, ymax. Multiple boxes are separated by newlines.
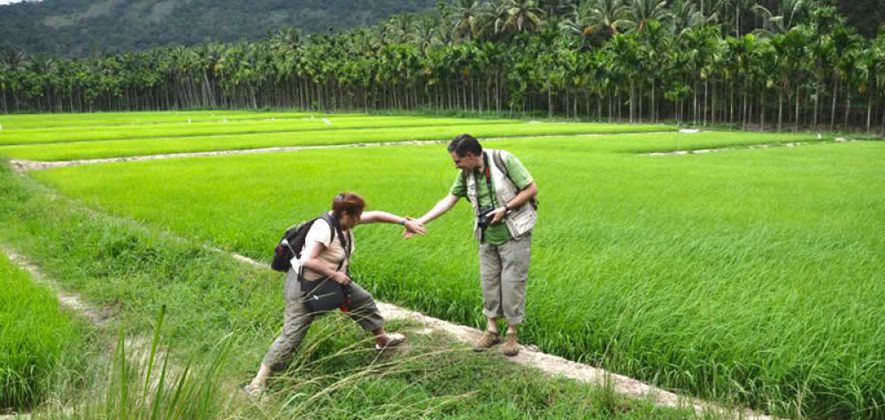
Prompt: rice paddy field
<box><xmin>1</xmin><ymin>110</ymin><xmax>883</xmax><ymax>419</ymax></box>
<box><xmin>0</xmin><ymin>112</ymin><xmax>671</xmax><ymax>161</ymax></box>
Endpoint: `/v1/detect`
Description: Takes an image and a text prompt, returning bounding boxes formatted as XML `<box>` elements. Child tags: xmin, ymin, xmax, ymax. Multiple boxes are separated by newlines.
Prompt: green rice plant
<box><xmin>0</xmin><ymin>160</ymin><xmax>701</xmax><ymax>419</ymax></box>
<box><xmin>28</xmin><ymin>133</ymin><xmax>885</xmax><ymax>418</ymax></box>
<box><xmin>0</xmin><ymin>121</ymin><xmax>674</xmax><ymax>161</ymax></box>
<box><xmin>0</xmin><ymin>251</ymin><xmax>85</xmax><ymax>411</ymax></box>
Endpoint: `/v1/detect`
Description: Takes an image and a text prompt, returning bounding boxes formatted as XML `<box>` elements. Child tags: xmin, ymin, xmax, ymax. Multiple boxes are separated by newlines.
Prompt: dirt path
<box><xmin>1</xmin><ymin>245</ymin><xmax>109</xmax><ymax>326</ymax></box>
<box><xmin>230</xmin><ymin>253</ymin><xmax>774</xmax><ymax>419</ymax></box>
<box><xmin>643</xmin><ymin>138</ymin><xmax>850</xmax><ymax>156</ymax></box>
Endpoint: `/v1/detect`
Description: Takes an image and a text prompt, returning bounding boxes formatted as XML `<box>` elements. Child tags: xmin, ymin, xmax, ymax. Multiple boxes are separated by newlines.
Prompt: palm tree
<box><xmin>453</xmin><ymin>0</ymin><xmax>485</xmax><ymax>41</ymax></box>
<box><xmin>560</xmin><ymin>0</ymin><xmax>628</xmax><ymax>39</ymax></box>
<box><xmin>670</xmin><ymin>0</ymin><xmax>717</xmax><ymax>36</ymax></box>
<box><xmin>623</xmin><ymin>0</ymin><xmax>669</xmax><ymax>32</ymax></box>
<box><xmin>605</xmin><ymin>33</ymin><xmax>641</xmax><ymax>122</ymax></box>
<box><xmin>497</xmin><ymin>0</ymin><xmax>546</xmax><ymax>34</ymax></box>
<box><xmin>716</xmin><ymin>0</ymin><xmax>755</xmax><ymax>37</ymax></box>
<box><xmin>752</xmin><ymin>0</ymin><xmax>813</xmax><ymax>36</ymax></box>
<box><xmin>679</xmin><ymin>24</ymin><xmax>720</xmax><ymax>125</ymax></box>
<box><xmin>1</xmin><ymin>49</ymin><xmax>26</xmax><ymax>111</ymax></box>
<box><xmin>414</xmin><ymin>15</ymin><xmax>441</xmax><ymax>53</ymax></box>
<box><xmin>871</xmin><ymin>33</ymin><xmax>885</xmax><ymax>133</ymax></box>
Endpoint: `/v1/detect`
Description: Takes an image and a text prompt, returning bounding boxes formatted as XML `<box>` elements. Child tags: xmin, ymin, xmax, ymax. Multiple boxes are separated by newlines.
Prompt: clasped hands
<box><xmin>401</xmin><ymin>217</ymin><xmax>426</xmax><ymax>239</ymax></box>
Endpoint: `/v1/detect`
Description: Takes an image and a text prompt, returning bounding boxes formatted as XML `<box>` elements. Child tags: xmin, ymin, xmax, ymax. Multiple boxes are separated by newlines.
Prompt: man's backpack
<box><xmin>270</xmin><ymin>213</ymin><xmax>337</xmax><ymax>272</ymax></box>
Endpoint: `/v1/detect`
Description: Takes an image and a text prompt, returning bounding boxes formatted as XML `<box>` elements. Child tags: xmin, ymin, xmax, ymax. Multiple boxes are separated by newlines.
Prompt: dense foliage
<box><xmin>1</xmin><ymin>1</ymin><xmax>884</xmax><ymax>133</ymax></box>
<box><xmin>0</xmin><ymin>0</ymin><xmax>436</xmax><ymax>56</ymax></box>
<box><xmin>0</xmin><ymin>0</ymin><xmax>880</xmax><ymax>55</ymax></box>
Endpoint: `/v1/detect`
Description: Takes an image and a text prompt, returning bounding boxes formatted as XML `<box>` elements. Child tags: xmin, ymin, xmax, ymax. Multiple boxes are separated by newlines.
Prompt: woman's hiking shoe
<box><xmin>473</xmin><ymin>330</ymin><xmax>500</xmax><ymax>352</ymax></box>
<box><xmin>242</xmin><ymin>383</ymin><xmax>264</xmax><ymax>399</ymax></box>
<box><xmin>375</xmin><ymin>332</ymin><xmax>406</xmax><ymax>351</ymax></box>
<box><xmin>501</xmin><ymin>331</ymin><xmax>520</xmax><ymax>357</ymax></box>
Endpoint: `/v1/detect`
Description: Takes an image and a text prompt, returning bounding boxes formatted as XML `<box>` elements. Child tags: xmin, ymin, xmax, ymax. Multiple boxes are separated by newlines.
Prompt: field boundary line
<box><xmin>228</xmin><ymin>251</ymin><xmax>775</xmax><ymax>420</ymax></box>
<box><xmin>0</xmin><ymin>120</ymin><xmax>518</xmax><ymax>147</ymax></box>
<box><xmin>642</xmin><ymin>138</ymin><xmax>852</xmax><ymax>156</ymax></box>
<box><xmin>9</xmin><ymin>130</ymin><xmax>676</xmax><ymax>171</ymax></box>
<box><xmin>1</xmin><ymin>244</ymin><xmax>109</xmax><ymax>327</ymax></box>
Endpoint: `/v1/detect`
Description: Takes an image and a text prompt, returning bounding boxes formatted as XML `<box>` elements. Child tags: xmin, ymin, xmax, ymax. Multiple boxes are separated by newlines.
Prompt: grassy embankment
<box><xmin>28</xmin><ymin>130</ymin><xmax>885</xmax><ymax>418</ymax></box>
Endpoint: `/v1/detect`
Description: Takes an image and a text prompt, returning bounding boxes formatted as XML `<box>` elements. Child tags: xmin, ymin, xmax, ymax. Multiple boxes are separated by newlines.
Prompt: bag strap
<box><xmin>491</xmin><ymin>149</ymin><xmax>538</xmax><ymax>210</ymax></box>
<box><xmin>320</xmin><ymin>213</ymin><xmax>350</xmax><ymax>271</ymax></box>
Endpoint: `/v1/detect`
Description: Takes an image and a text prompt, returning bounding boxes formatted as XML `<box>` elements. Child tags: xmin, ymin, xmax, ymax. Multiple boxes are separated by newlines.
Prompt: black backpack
<box><xmin>271</xmin><ymin>213</ymin><xmax>338</xmax><ymax>272</ymax></box>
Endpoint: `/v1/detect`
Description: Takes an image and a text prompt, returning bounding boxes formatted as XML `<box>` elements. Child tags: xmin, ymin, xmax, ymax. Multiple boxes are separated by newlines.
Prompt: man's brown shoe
<box><xmin>473</xmin><ymin>330</ymin><xmax>500</xmax><ymax>352</ymax></box>
<box><xmin>501</xmin><ymin>331</ymin><xmax>519</xmax><ymax>356</ymax></box>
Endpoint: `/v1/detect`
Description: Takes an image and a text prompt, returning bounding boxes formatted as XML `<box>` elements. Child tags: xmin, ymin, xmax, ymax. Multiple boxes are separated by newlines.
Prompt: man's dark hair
<box><xmin>447</xmin><ymin>134</ymin><xmax>482</xmax><ymax>157</ymax></box>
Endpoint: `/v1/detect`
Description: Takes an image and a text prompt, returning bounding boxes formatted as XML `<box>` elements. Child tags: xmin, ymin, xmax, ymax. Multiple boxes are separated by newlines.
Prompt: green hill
<box><xmin>0</xmin><ymin>0</ymin><xmax>436</xmax><ymax>56</ymax></box>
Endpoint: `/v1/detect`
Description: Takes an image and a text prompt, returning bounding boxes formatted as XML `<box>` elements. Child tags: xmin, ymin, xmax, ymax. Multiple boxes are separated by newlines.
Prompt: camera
<box><xmin>477</xmin><ymin>206</ymin><xmax>495</xmax><ymax>230</ymax></box>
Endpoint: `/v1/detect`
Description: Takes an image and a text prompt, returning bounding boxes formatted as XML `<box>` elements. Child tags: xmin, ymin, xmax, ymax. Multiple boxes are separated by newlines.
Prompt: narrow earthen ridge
<box><xmin>643</xmin><ymin>138</ymin><xmax>850</xmax><ymax>156</ymax></box>
<box><xmin>231</xmin><ymin>253</ymin><xmax>774</xmax><ymax>420</ymax></box>
<box><xmin>1</xmin><ymin>245</ymin><xmax>108</xmax><ymax>326</ymax></box>
<box><xmin>8</xmin><ymin>130</ymin><xmax>678</xmax><ymax>171</ymax></box>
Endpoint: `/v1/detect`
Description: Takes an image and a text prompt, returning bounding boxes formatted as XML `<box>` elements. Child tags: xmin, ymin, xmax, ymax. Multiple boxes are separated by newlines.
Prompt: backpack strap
<box><xmin>320</xmin><ymin>213</ymin><xmax>350</xmax><ymax>271</ymax></box>
<box><xmin>319</xmin><ymin>213</ymin><xmax>338</xmax><ymax>246</ymax></box>
<box><xmin>491</xmin><ymin>149</ymin><xmax>538</xmax><ymax>210</ymax></box>
<box><xmin>491</xmin><ymin>149</ymin><xmax>509</xmax><ymax>180</ymax></box>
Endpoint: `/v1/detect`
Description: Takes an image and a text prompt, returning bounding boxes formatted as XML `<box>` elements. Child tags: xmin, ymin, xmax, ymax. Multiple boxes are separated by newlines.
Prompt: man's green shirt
<box><xmin>450</xmin><ymin>152</ymin><xmax>534</xmax><ymax>245</ymax></box>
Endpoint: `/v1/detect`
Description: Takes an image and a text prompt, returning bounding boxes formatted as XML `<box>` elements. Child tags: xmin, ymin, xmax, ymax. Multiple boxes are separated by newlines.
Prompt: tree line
<box><xmin>2</xmin><ymin>0</ymin><xmax>885</xmax><ymax>134</ymax></box>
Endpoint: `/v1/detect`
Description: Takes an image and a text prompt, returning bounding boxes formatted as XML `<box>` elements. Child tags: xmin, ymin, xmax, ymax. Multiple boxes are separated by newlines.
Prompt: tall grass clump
<box><xmin>0</xmin><ymin>251</ymin><xmax>85</xmax><ymax>411</ymax></box>
<box><xmin>53</xmin><ymin>307</ymin><xmax>695</xmax><ymax>420</ymax></box>
<box><xmin>59</xmin><ymin>307</ymin><xmax>231</xmax><ymax>419</ymax></box>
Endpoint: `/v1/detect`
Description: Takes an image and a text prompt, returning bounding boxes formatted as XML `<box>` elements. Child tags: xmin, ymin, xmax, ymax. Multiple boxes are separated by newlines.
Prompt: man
<box><xmin>412</xmin><ymin>134</ymin><xmax>537</xmax><ymax>356</ymax></box>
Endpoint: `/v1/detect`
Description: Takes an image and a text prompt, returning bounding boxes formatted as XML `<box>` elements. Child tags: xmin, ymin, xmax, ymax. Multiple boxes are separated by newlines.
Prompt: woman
<box><xmin>245</xmin><ymin>192</ymin><xmax>426</xmax><ymax>396</ymax></box>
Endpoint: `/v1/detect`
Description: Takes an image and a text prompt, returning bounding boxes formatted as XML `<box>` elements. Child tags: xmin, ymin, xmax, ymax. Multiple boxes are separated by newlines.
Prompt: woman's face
<box><xmin>340</xmin><ymin>212</ymin><xmax>361</xmax><ymax>230</ymax></box>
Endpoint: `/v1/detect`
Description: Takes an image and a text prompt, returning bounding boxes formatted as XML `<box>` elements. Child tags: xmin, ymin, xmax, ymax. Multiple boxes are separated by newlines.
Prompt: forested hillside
<box><xmin>0</xmin><ymin>0</ymin><xmax>881</xmax><ymax>56</ymax></box>
<box><xmin>0</xmin><ymin>0</ymin><xmax>437</xmax><ymax>56</ymax></box>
